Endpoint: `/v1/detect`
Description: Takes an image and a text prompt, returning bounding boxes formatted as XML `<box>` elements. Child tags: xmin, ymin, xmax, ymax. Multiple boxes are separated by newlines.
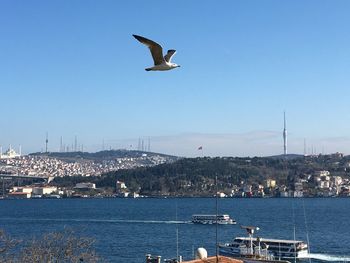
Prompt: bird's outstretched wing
<box><xmin>164</xmin><ymin>49</ymin><xmax>176</xmax><ymax>63</ymax></box>
<box><xmin>133</xmin><ymin>34</ymin><xmax>164</xmax><ymax>65</ymax></box>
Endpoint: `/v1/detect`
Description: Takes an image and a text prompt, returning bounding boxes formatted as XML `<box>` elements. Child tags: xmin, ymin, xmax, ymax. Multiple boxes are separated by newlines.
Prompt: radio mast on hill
<box><xmin>45</xmin><ymin>132</ymin><xmax>49</xmax><ymax>153</ymax></box>
<box><xmin>74</xmin><ymin>135</ymin><xmax>77</xmax><ymax>152</ymax></box>
<box><xmin>283</xmin><ymin>112</ymin><xmax>287</xmax><ymax>155</ymax></box>
<box><xmin>60</xmin><ymin>136</ymin><xmax>63</xmax><ymax>152</ymax></box>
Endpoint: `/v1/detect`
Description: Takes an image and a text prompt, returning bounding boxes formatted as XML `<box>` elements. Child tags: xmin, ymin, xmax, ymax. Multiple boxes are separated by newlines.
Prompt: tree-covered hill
<box><xmin>52</xmin><ymin>154</ymin><xmax>350</xmax><ymax>197</ymax></box>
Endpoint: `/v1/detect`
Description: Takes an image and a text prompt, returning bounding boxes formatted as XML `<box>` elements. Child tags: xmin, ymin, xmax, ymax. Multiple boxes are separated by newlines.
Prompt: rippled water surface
<box><xmin>0</xmin><ymin>198</ymin><xmax>349</xmax><ymax>262</ymax></box>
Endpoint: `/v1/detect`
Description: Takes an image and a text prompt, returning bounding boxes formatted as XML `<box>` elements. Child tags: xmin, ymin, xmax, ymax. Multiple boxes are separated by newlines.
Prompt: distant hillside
<box><xmin>99</xmin><ymin>154</ymin><xmax>350</xmax><ymax>196</ymax></box>
<box><xmin>268</xmin><ymin>154</ymin><xmax>304</xmax><ymax>160</ymax></box>
<box><xmin>101</xmin><ymin>157</ymin><xmax>292</xmax><ymax>195</ymax></box>
<box><xmin>30</xmin><ymin>150</ymin><xmax>178</xmax><ymax>162</ymax></box>
<box><xmin>51</xmin><ymin>153</ymin><xmax>350</xmax><ymax>196</ymax></box>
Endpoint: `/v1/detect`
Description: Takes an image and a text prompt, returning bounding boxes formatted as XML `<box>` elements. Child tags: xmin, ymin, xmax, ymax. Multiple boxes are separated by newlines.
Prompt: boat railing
<box><xmin>239</xmin><ymin>242</ymin><xmax>275</xmax><ymax>260</ymax></box>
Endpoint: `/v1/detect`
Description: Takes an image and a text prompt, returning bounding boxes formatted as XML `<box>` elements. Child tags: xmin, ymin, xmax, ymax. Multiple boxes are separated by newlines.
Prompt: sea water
<box><xmin>0</xmin><ymin>198</ymin><xmax>349</xmax><ymax>262</ymax></box>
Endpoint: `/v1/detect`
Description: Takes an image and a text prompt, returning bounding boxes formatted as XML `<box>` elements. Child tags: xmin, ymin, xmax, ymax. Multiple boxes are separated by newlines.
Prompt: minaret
<box><xmin>283</xmin><ymin>111</ymin><xmax>287</xmax><ymax>155</ymax></box>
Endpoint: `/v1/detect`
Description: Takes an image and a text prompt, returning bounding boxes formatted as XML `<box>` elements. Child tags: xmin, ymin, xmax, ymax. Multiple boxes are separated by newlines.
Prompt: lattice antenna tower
<box><xmin>60</xmin><ymin>136</ymin><xmax>63</xmax><ymax>152</ymax></box>
<box><xmin>45</xmin><ymin>132</ymin><xmax>49</xmax><ymax>153</ymax></box>
<box><xmin>138</xmin><ymin>138</ymin><xmax>141</xmax><ymax>151</ymax></box>
<box><xmin>74</xmin><ymin>135</ymin><xmax>77</xmax><ymax>152</ymax></box>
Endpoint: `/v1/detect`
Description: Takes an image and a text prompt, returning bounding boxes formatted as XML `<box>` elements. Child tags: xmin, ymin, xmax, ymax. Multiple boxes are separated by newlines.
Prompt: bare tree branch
<box><xmin>0</xmin><ymin>228</ymin><xmax>105</xmax><ymax>263</ymax></box>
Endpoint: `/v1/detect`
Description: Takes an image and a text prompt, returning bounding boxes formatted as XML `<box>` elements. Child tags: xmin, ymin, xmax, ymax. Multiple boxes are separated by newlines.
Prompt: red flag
<box><xmin>198</xmin><ymin>146</ymin><xmax>203</xmax><ymax>150</ymax></box>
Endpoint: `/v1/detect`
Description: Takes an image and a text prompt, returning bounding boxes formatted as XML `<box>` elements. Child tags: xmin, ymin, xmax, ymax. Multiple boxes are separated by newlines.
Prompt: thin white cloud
<box><xmin>320</xmin><ymin>136</ymin><xmax>350</xmax><ymax>143</ymax></box>
<box><xmin>19</xmin><ymin>132</ymin><xmax>350</xmax><ymax>157</ymax></box>
<box><xmin>138</xmin><ymin>131</ymin><xmax>283</xmax><ymax>157</ymax></box>
<box><xmin>117</xmin><ymin>132</ymin><xmax>350</xmax><ymax>157</ymax></box>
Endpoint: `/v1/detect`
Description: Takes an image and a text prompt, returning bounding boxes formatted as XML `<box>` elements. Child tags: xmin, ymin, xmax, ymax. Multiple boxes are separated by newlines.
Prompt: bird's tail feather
<box><xmin>145</xmin><ymin>68</ymin><xmax>152</xmax><ymax>71</ymax></box>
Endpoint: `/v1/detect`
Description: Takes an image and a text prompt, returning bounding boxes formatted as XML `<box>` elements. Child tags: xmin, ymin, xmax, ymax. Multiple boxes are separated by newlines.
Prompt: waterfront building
<box><xmin>265</xmin><ymin>179</ymin><xmax>276</xmax><ymax>188</ymax></box>
<box><xmin>318</xmin><ymin>180</ymin><xmax>330</xmax><ymax>189</ymax></box>
<box><xmin>332</xmin><ymin>176</ymin><xmax>343</xmax><ymax>186</ymax></box>
<box><xmin>316</xmin><ymin>170</ymin><xmax>330</xmax><ymax>177</ymax></box>
<box><xmin>132</xmin><ymin>192</ymin><xmax>140</xmax><ymax>198</ymax></box>
<box><xmin>32</xmin><ymin>186</ymin><xmax>57</xmax><ymax>195</ymax></box>
<box><xmin>8</xmin><ymin>192</ymin><xmax>31</xmax><ymax>198</ymax></box>
<box><xmin>293</xmin><ymin>190</ymin><xmax>304</xmax><ymax>197</ymax></box>
<box><xmin>116</xmin><ymin>180</ymin><xmax>127</xmax><ymax>190</ymax></box>
<box><xmin>119</xmin><ymin>192</ymin><xmax>130</xmax><ymax>197</ymax></box>
<box><xmin>241</xmin><ymin>184</ymin><xmax>252</xmax><ymax>197</ymax></box>
<box><xmin>10</xmin><ymin>186</ymin><xmax>33</xmax><ymax>194</ymax></box>
<box><xmin>9</xmin><ymin>185</ymin><xmax>57</xmax><ymax>196</ymax></box>
<box><xmin>75</xmin><ymin>182</ymin><xmax>96</xmax><ymax>189</ymax></box>
<box><xmin>218</xmin><ymin>192</ymin><xmax>227</xmax><ymax>198</ymax></box>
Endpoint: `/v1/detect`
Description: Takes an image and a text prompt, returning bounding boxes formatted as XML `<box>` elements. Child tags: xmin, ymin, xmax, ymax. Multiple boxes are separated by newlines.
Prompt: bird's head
<box><xmin>172</xmin><ymin>63</ymin><xmax>181</xmax><ymax>68</ymax></box>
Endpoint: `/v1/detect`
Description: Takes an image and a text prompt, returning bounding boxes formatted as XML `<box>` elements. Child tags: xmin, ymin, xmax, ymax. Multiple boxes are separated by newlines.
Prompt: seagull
<box><xmin>133</xmin><ymin>34</ymin><xmax>180</xmax><ymax>71</ymax></box>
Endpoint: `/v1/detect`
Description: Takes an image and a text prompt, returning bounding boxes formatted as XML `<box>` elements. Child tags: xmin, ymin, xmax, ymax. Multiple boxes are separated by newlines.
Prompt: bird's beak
<box><xmin>178</xmin><ymin>65</ymin><xmax>181</xmax><ymax>67</ymax></box>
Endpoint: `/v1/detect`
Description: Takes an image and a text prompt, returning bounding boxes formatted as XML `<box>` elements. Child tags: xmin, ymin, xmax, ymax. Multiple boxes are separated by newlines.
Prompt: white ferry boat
<box><xmin>192</xmin><ymin>214</ymin><xmax>236</xmax><ymax>225</ymax></box>
<box><xmin>219</xmin><ymin>226</ymin><xmax>308</xmax><ymax>261</ymax></box>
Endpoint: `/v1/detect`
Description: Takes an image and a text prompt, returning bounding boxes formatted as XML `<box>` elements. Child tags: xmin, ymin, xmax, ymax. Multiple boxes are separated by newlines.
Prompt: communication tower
<box><xmin>74</xmin><ymin>136</ymin><xmax>77</xmax><ymax>152</ymax></box>
<box><xmin>283</xmin><ymin>112</ymin><xmax>287</xmax><ymax>155</ymax></box>
<box><xmin>45</xmin><ymin>132</ymin><xmax>49</xmax><ymax>153</ymax></box>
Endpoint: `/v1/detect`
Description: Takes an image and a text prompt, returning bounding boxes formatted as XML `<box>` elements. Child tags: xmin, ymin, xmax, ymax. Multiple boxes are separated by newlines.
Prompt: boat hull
<box><xmin>219</xmin><ymin>241</ymin><xmax>308</xmax><ymax>260</ymax></box>
<box><xmin>192</xmin><ymin>214</ymin><xmax>236</xmax><ymax>225</ymax></box>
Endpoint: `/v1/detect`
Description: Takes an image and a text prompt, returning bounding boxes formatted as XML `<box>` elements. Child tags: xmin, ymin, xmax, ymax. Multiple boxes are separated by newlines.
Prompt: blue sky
<box><xmin>1</xmin><ymin>0</ymin><xmax>350</xmax><ymax>156</ymax></box>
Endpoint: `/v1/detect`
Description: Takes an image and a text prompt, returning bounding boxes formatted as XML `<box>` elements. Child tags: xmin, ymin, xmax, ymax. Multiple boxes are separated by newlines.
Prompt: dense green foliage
<box><xmin>52</xmin><ymin>154</ymin><xmax>350</xmax><ymax>196</ymax></box>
